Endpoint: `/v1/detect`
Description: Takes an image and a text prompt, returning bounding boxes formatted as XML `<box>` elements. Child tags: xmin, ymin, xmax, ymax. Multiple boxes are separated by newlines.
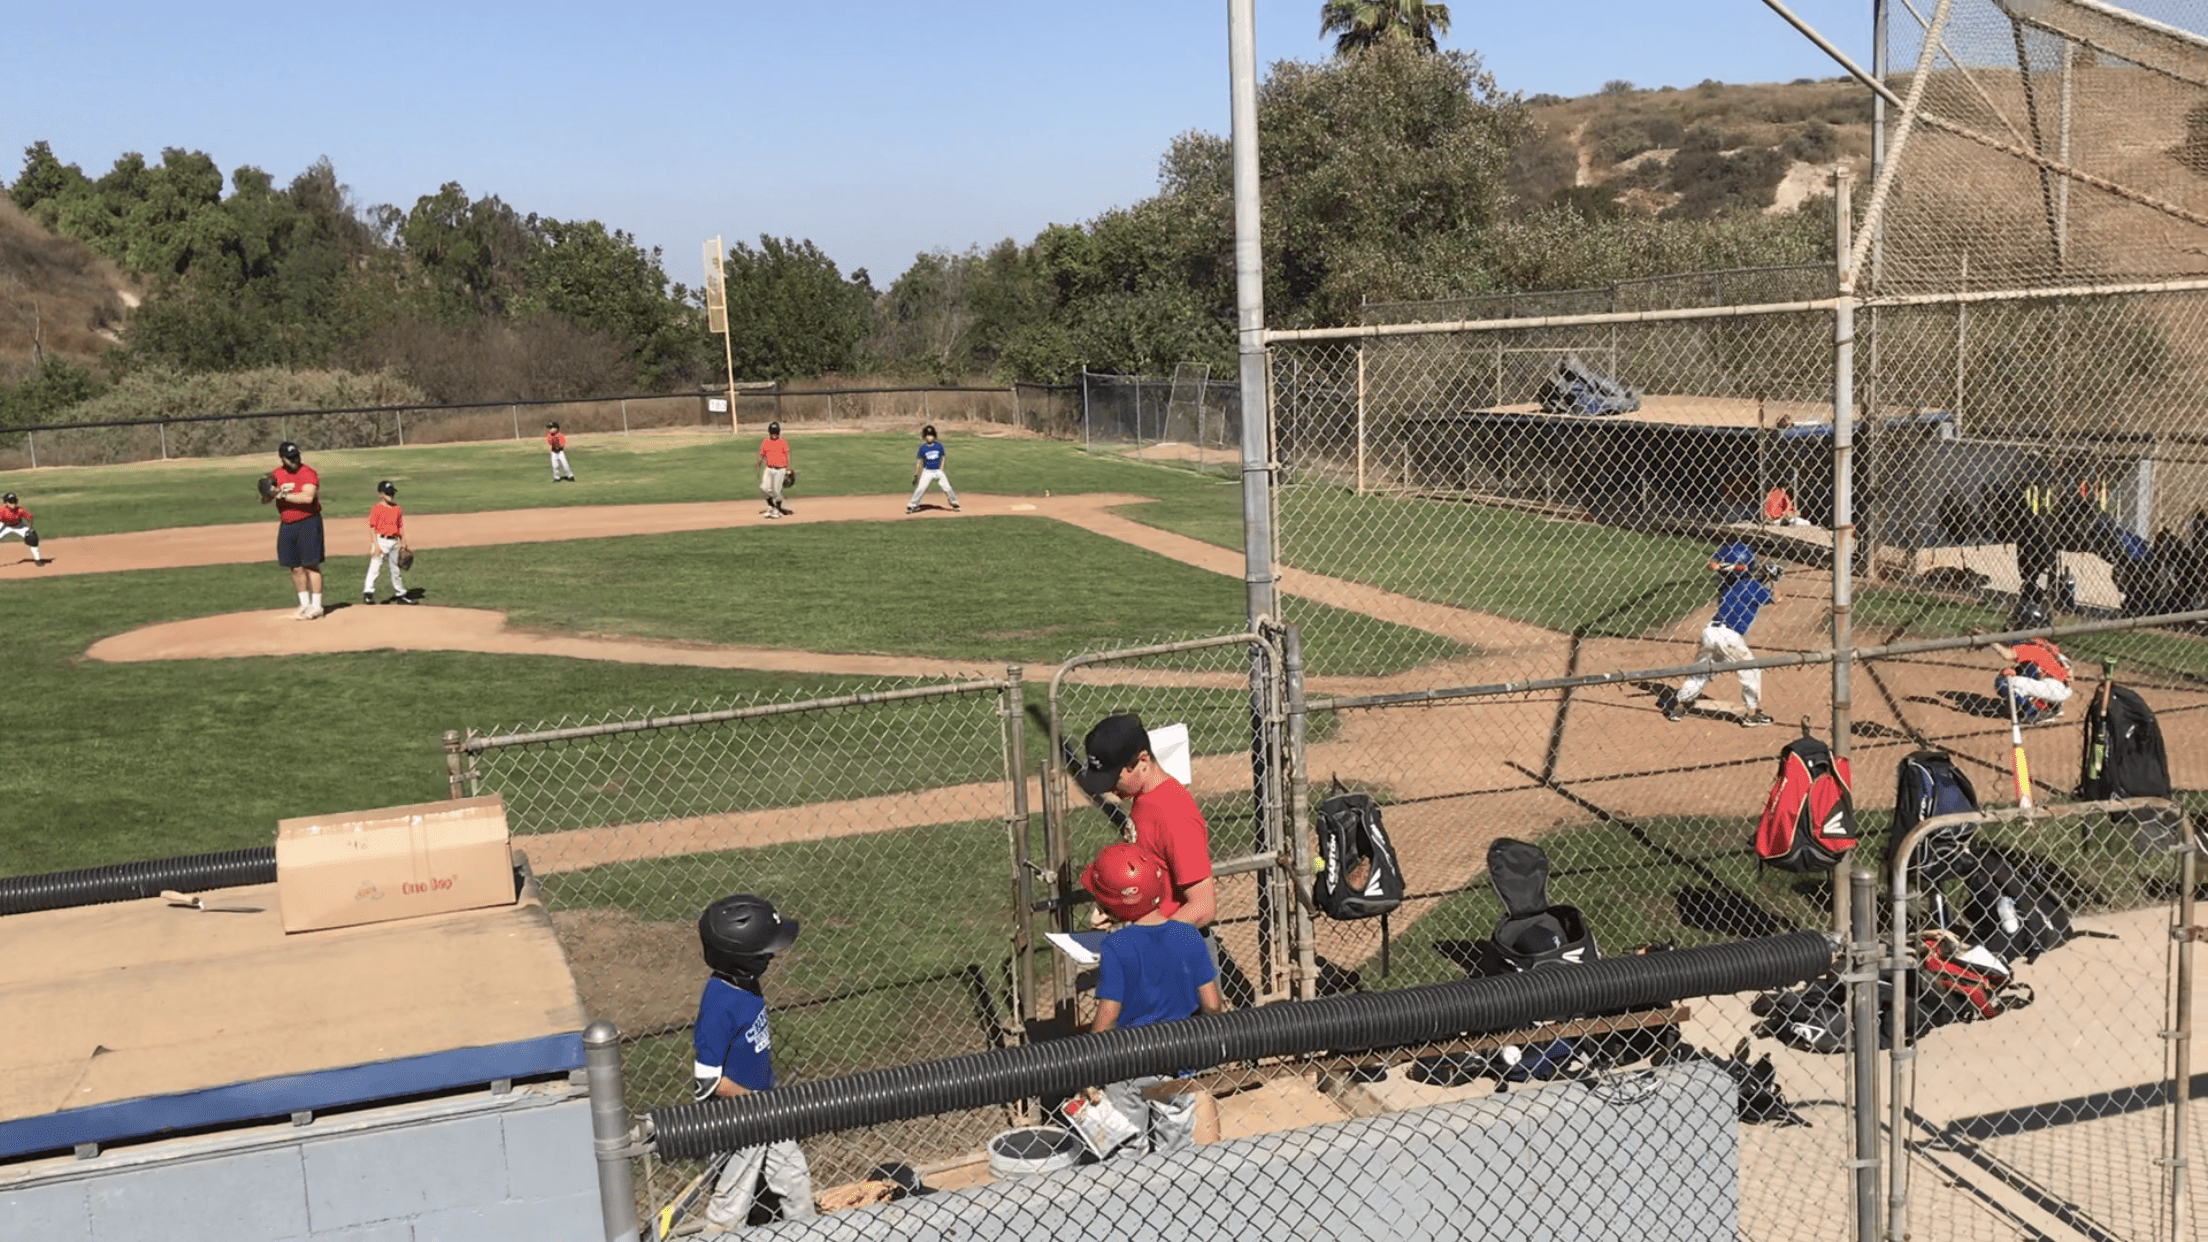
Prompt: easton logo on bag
<box><xmin>1886</xmin><ymin>749</ymin><xmax>1980</xmax><ymax>880</ymax></box>
<box><xmin>1754</xmin><ymin>735</ymin><xmax>1857</xmax><ymax>872</ymax></box>
<box><xmin>1314</xmin><ymin>791</ymin><xmax>1405</xmax><ymax>920</ymax></box>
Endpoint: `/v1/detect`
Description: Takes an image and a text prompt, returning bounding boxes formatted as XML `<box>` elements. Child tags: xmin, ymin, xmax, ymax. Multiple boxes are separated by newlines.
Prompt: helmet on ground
<box><xmin>1081</xmin><ymin>842</ymin><xmax>1171</xmax><ymax>922</ymax></box>
<box><xmin>1710</xmin><ymin>541</ymin><xmax>1756</xmax><ymax>574</ymax></box>
<box><xmin>278</xmin><ymin>441</ymin><xmax>302</xmax><ymax>465</ymax></box>
<box><xmin>376</xmin><ymin>480</ymin><xmax>396</xmax><ymax>498</ymax></box>
<box><xmin>699</xmin><ymin>893</ymin><xmax>799</xmax><ymax>966</ymax></box>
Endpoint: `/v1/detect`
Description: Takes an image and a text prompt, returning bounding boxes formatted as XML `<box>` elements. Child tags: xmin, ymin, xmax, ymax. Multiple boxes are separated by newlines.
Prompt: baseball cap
<box><xmin>1076</xmin><ymin>713</ymin><xmax>1150</xmax><ymax>796</ymax></box>
<box><xmin>1711</xmin><ymin>541</ymin><xmax>1755</xmax><ymax>573</ymax></box>
<box><xmin>922</xmin><ymin>424</ymin><xmax>937</xmax><ymax>437</ymax></box>
<box><xmin>546</xmin><ymin>421</ymin><xmax>559</xmax><ymax>429</ymax></box>
<box><xmin>2</xmin><ymin>493</ymin><xmax>15</xmax><ymax>505</ymax></box>
<box><xmin>277</xmin><ymin>440</ymin><xmax>302</xmax><ymax>464</ymax></box>
<box><xmin>1081</xmin><ymin>842</ymin><xmax>1170</xmax><ymax>922</ymax></box>
<box><xmin>376</xmin><ymin>480</ymin><xmax>396</xmax><ymax>498</ymax></box>
<box><xmin>767</xmin><ymin>421</ymin><xmax>782</xmax><ymax>434</ymax></box>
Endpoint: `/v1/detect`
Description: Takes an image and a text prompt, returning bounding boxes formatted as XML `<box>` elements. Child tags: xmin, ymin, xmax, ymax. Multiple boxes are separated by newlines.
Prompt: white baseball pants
<box><xmin>549</xmin><ymin>450</ymin><xmax>573</xmax><ymax>480</ymax></box>
<box><xmin>704</xmin><ymin>1139</ymin><xmax>815</xmax><ymax>1229</ymax></box>
<box><xmin>1997</xmin><ymin>674</ymin><xmax>2071</xmax><ymax>705</ymax></box>
<box><xmin>908</xmin><ymin>469</ymin><xmax>959</xmax><ymax>508</ymax></box>
<box><xmin>1101</xmin><ymin>1076</ymin><xmax>1199</xmax><ymax>1156</ymax></box>
<box><xmin>0</xmin><ymin>524</ymin><xmax>39</xmax><ymax>562</ymax></box>
<box><xmin>364</xmin><ymin>535</ymin><xmax>405</xmax><ymax>597</ymax></box>
<box><xmin>761</xmin><ymin>466</ymin><xmax>787</xmax><ymax>512</ymax></box>
<box><xmin>1676</xmin><ymin>623</ymin><xmax>1760</xmax><ymax>712</ymax></box>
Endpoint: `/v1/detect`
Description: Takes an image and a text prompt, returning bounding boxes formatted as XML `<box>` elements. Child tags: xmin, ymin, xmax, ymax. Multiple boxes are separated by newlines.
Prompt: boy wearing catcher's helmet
<box><xmin>0</xmin><ymin>492</ymin><xmax>45</xmax><ymax>565</ymax></box>
<box><xmin>693</xmin><ymin>894</ymin><xmax>814</xmax><ymax>1230</ymax></box>
<box><xmin>1665</xmin><ymin>541</ymin><xmax>1780</xmax><ymax>728</ymax></box>
<box><xmin>757</xmin><ymin>422</ymin><xmax>792</xmax><ymax>518</ymax></box>
<box><xmin>362</xmin><ymin>481</ymin><xmax>414</xmax><ymax>605</ymax></box>
<box><xmin>1081</xmin><ymin>842</ymin><xmax>1224</xmax><ymax>1154</ymax></box>
<box><xmin>905</xmin><ymin>424</ymin><xmax>960</xmax><ymax>514</ymax></box>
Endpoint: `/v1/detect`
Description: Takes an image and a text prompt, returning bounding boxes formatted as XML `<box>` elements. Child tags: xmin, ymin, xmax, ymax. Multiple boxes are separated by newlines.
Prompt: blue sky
<box><xmin>3</xmin><ymin>1</ymin><xmax>1873</xmax><ymax>287</ymax></box>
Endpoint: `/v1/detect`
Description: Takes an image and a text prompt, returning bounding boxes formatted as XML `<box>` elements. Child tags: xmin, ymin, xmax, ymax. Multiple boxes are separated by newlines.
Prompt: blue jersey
<box><xmin>1713</xmin><ymin>577</ymin><xmax>1775</xmax><ymax>637</ymax></box>
<box><xmin>1095</xmin><ymin>921</ymin><xmax>1216</xmax><ymax>1029</ymax></box>
<box><xmin>918</xmin><ymin>441</ymin><xmax>946</xmax><ymax>470</ymax></box>
<box><xmin>692</xmin><ymin>977</ymin><xmax>775</xmax><ymax>1098</ymax></box>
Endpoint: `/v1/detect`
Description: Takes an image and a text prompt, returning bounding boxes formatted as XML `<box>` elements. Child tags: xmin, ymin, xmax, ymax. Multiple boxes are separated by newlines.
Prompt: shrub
<box><xmin>1601</xmin><ymin>79</ymin><xmax>1636</xmax><ymax>96</ymax></box>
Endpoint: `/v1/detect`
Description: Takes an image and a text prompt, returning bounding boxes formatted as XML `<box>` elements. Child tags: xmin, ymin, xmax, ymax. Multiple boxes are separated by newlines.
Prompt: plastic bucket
<box><xmin>986</xmin><ymin>1126</ymin><xmax>1082</xmax><ymax>1179</ymax></box>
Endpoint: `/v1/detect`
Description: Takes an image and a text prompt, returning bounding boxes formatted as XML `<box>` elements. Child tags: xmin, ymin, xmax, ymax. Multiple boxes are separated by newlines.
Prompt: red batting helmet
<box><xmin>1082</xmin><ymin>842</ymin><xmax>1170</xmax><ymax>922</ymax></box>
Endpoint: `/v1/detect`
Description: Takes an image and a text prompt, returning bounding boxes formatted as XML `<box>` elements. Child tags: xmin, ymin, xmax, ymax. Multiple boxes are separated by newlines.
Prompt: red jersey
<box><xmin>2010</xmin><ymin>638</ymin><xmax>2071</xmax><ymax>683</ymax></box>
<box><xmin>272</xmin><ymin>463</ymin><xmax>321</xmax><ymax>522</ymax></box>
<box><xmin>367</xmin><ymin>500</ymin><xmax>404</xmax><ymax>538</ymax></box>
<box><xmin>1128</xmin><ymin>776</ymin><xmax>1214</xmax><ymax>920</ymax></box>
<box><xmin>758</xmin><ymin>437</ymin><xmax>790</xmax><ymax>469</ymax></box>
<box><xmin>0</xmin><ymin>503</ymin><xmax>29</xmax><ymax>527</ymax></box>
<box><xmin>546</xmin><ymin>429</ymin><xmax>567</xmax><ymax>451</ymax></box>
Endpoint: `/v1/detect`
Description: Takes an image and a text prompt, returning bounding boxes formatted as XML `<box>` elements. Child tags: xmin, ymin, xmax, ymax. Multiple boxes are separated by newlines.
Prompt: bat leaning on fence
<box><xmin>652</xmin><ymin>1150</ymin><xmax>733</xmax><ymax>1241</ymax></box>
<box><xmin>2005</xmin><ymin>678</ymin><xmax>2034</xmax><ymax>810</ymax></box>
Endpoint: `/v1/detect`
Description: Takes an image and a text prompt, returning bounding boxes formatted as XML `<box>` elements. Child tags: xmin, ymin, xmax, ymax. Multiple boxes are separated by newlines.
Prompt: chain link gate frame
<box><xmin>443</xmin><ymin>671</ymin><xmax>1031</xmax><ymax>1207</ymax></box>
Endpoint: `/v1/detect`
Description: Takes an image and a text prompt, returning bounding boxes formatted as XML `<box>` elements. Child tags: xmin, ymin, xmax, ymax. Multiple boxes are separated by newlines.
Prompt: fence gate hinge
<box><xmin>2177</xmin><ymin>923</ymin><xmax>2208</xmax><ymax>943</ymax></box>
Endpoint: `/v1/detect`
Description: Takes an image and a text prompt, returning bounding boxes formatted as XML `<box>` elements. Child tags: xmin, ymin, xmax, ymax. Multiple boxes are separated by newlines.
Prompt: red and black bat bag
<box><xmin>1754</xmin><ymin>735</ymin><xmax>1857</xmax><ymax>872</ymax></box>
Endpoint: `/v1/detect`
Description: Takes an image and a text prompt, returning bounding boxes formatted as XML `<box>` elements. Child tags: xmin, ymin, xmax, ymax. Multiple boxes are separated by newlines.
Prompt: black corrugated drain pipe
<box><xmin>0</xmin><ymin>847</ymin><xmax>278</xmax><ymax>917</ymax></box>
<box><xmin>649</xmin><ymin>930</ymin><xmax>1837</xmax><ymax>1159</ymax></box>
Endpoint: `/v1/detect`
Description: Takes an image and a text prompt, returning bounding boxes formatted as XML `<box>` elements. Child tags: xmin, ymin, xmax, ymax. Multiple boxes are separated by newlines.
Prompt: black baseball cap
<box><xmin>277</xmin><ymin>440</ymin><xmax>302</xmax><ymax>464</ymax></box>
<box><xmin>767</xmin><ymin>421</ymin><xmax>782</xmax><ymax>434</ymax></box>
<box><xmin>922</xmin><ymin>424</ymin><xmax>937</xmax><ymax>437</ymax></box>
<box><xmin>1076</xmin><ymin>714</ymin><xmax>1151</xmax><ymax>796</ymax></box>
<box><xmin>376</xmin><ymin>480</ymin><xmax>396</xmax><ymax>498</ymax></box>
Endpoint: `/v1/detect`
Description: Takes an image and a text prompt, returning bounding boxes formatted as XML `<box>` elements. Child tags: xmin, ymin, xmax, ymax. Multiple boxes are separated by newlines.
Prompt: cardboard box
<box><xmin>276</xmin><ymin>795</ymin><xmax>517</xmax><ymax>933</ymax></box>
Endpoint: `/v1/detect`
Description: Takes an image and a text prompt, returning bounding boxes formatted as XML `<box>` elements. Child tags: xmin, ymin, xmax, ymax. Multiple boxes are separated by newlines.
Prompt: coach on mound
<box><xmin>260</xmin><ymin>440</ymin><xmax>327</xmax><ymax>620</ymax></box>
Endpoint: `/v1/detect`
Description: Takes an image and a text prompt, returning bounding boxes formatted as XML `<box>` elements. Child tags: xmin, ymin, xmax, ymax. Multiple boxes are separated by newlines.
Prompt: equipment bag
<box><xmin>1920</xmin><ymin>931</ymin><xmax>2031</xmax><ymax>1021</ymax></box>
<box><xmin>1961</xmin><ymin>855</ymin><xmax>2073</xmax><ymax>964</ymax></box>
<box><xmin>1885</xmin><ymin>749</ymin><xmax>1980</xmax><ymax>881</ymax></box>
<box><xmin>1754</xmin><ymin>736</ymin><xmax>1858</xmax><ymax>872</ymax></box>
<box><xmin>2077</xmin><ymin>684</ymin><xmax>2171</xmax><ymax>802</ymax></box>
<box><xmin>1313</xmin><ymin>791</ymin><xmax>1406</xmax><ymax>920</ymax></box>
<box><xmin>1485</xmin><ymin>838</ymin><xmax>1599</xmax><ymax>972</ymax></box>
<box><xmin>1536</xmin><ymin>354</ymin><xmax>1641</xmax><ymax>417</ymax></box>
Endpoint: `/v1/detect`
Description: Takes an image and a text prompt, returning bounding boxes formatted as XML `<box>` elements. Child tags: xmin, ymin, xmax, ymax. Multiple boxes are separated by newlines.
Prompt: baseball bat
<box><xmin>653</xmin><ymin>1150</ymin><xmax>734</xmax><ymax>1241</ymax></box>
<box><xmin>2005</xmin><ymin>676</ymin><xmax>2034</xmax><ymax>810</ymax></box>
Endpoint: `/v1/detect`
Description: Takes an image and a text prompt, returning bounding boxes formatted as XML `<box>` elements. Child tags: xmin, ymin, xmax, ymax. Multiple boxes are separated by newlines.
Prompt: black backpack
<box><xmin>1961</xmin><ymin>856</ymin><xmax>2072</xmax><ymax>964</ymax></box>
<box><xmin>1313</xmin><ymin>792</ymin><xmax>1405</xmax><ymax>920</ymax></box>
<box><xmin>1536</xmin><ymin>354</ymin><xmax>1641</xmax><ymax>417</ymax></box>
<box><xmin>1886</xmin><ymin>750</ymin><xmax>1981</xmax><ymax>880</ymax></box>
<box><xmin>1485</xmin><ymin>838</ymin><xmax>1599</xmax><ymax>972</ymax></box>
<box><xmin>2077</xmin><ymin>684</ymin><xmax>2171</xmax><ymax>801</ymax></box>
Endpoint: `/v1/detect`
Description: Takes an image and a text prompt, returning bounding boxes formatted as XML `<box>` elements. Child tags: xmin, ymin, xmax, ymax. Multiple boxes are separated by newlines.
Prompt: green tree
<box><xmin>1319</xmin><ymin>0</ymin><xmax>1452</xmax><ymax>56</ymax></box>
<box><xmin>398</xmin><ymin>183</ymin><xmax>544</xmax><ymax>321</ymax></box>
<box><xmin>720</xmin><ymin>236</ymin><xmax>874</xmax><ymax>381</ymax></box>
<box><xmin>517</xmin><ymin>219</ymin><xmax>707</xmax><ymax>388</ymax></box>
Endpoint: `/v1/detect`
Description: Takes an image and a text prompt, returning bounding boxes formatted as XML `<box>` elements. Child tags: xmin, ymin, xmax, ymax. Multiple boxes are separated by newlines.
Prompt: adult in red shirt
<box><xmin>1075</xmin><ymin>713</ymin><xmax>1215</xmax><ymax>930</ymax></box>
<box><xmin>262</xmin><ymin>440</ymin><xmax>326</xmax><ymax>619</ymax></box>
<box><xmin>757</xmin><ymin>421</ymin><xmax>792</xmax><ymax>518</ymax></box>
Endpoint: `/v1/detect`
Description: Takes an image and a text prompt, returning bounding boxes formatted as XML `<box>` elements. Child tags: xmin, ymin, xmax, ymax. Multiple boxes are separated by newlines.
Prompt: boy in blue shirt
<box><xmin>692</xmin><ymin>894</ymin><xmax>814</xmax><ymax>1232</ymax></box>
<box><xmin>1665</xmin><ymin>541</ymin><xmax>1781</xmax><ymax>728</ymax></box>
<box><xmin>1082</xmin><ymin>842</ymin><xmax>1224</xmax><ymax>1155</ymax></box>
<box><xmin>906</xmin><ymin>424</ymin><xmax>961</xmax><ymax>514</ymax></box>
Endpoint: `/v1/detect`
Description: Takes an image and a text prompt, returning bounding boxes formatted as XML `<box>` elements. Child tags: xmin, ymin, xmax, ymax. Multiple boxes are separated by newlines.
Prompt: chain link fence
<box><xmin>446</xmin><ymin>673</ymin><xmax>1030</xmax><ymax>1205</ymax></box>
<box><xmin>1074</xmin><ymin>369</ymin><xmax>1244</xmax><ymax>473</ymax></box>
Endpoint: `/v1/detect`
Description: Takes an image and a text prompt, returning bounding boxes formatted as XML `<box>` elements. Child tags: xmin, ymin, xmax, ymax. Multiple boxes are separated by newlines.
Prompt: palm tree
<box><xmin>1319</xmin><ymin>0</ymin><xmax>1452</xmax><ymax>56</ymax></box>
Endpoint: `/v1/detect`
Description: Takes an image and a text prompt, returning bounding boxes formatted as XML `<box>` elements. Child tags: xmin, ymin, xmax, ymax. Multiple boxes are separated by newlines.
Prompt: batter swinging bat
<box><xmin>2005</xmin><ymin>676</ymin><xmax>2034</xmax><ymax>810</ymax></box>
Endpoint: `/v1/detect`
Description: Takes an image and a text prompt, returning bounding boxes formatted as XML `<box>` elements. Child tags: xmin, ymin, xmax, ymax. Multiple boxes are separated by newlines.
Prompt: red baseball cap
<box><xmin>1081</xmin><ymin>842</ymin><xmax>1170</xmax><ymax>922</ymax></box>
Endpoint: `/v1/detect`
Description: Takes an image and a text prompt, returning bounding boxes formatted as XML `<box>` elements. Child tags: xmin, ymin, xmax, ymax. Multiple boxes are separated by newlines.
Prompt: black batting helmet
<box><xmin>699</xmin><ymin>893</ymin><xmax>799</xmax><ymax>970</ymax></box>
<box><xmin>767</xmin><ymin>421</ymin><xmax>781</xmax><ymax>434</ymax></box>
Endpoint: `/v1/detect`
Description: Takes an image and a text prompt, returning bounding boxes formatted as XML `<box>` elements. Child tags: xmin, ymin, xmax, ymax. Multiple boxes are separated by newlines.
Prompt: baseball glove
<box><xmin>395</xmin><ymin>545</ymin><xmax>415</xmax><ymax>571</ymax></box>
<box><xmin>782</xmin><ymin>468</ymin><xmax>797</xmax><ymax>490</ymax></box>
<box><xmin>814</xmin><ymin>1180</ymin><xmax>894</xmax><ymax>1212</ymax></box>
<box><xmin>257</xmin><ymin>473</ymin><xmax>278</xmax><ymax>502</ymax></box>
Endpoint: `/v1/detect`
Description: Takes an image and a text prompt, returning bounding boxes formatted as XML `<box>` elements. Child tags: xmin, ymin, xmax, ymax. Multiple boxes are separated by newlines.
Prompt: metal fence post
<box><xmin>443</xmin><ymin>731</ymin><xmax>468</xmax><ymax>800</ymax></box>
<box><xmin>583</xmin><ymin>1021</ymin><xmax>641</xmax><ymax>1242</ymax></box>
<box><xmin>1849</xmin><ymin>866</ymin><xmax>1881</xmax><ymax>1242</ymax></box>
<box><xmin>397</xmin><ymin>409</ymin><xmax>405</xmax><ymax>446</ymax></box>
<box><xmin>1282</xmin><ymin>625</ymin><xmax>1318</xmax><ymax>1000</ymax></box>
<box><xmin>158</xmin><ymin>421</ymin><xmax>168</xmax><ymax>460</ymax></box>
<box><xmin>1002</xmin><ymin>665</ymin><xmax>1032</xmax><ymax>1041</ymax></box>
<box><xmin>2170</xmin><ymin>828</ymin><xmax>2198</xmax><ymax>1242</ymax></box>
<box><xmin>620</xmin><ymin>399</ymin><xmax>628</xmax><ymax>435</ymax></box>
<box><xmin>511</xmin><ymin>404</ymin><xmax>519</xmax><ymax>440</ymax></box>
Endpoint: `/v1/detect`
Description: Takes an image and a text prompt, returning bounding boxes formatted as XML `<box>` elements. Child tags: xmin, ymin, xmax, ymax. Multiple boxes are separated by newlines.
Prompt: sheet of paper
<box><xmin>1150</xmin><ymin>722</ymin><xmax>1192</xmax><ymax>785</ymax></box>
<box><xmin>1045</xmin><ymin>931</ymin><xmax>1101</xmax><ymax>966</ymax></box>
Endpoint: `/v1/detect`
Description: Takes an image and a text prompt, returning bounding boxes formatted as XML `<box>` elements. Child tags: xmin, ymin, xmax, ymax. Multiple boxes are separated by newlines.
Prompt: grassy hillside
<box><xmin>0</xmin><ymin>196</ymin><xmax>134</xmax><ymax>382</ymax></box>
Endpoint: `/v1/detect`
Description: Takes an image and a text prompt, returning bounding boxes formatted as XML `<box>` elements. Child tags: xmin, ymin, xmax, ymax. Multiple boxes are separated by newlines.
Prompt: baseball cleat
<box><xmin>905</xmin><ymin>506</ymin><xmax>918</xmax><ymax>514</ymax></box>
<box><xmin>363</xmin><ymin>592</ymin><xmax>376</xmax><ymax>605</ymax></box>
<box><xmin>392</xmin><ymin>595</ymin><xmax>418</xmax><ymax>605</ymax></box>
<box><xmin>1664</xmin><ymin>702</ymin><xmax>1685</xmax><ymax>722</ymax></box>
<box><xmin>1739</xmin><ymin>712</ymin><xmax>1774</xmax><ymax>728</ymax></box>
<box><xmin>950</xmin><ymin>503</ymin><xmax>961</xmax><ymax>511</ymax></box>
<box><xmin>305</xmin><ymin>605</ymin><xmax>325</xmax><ymax>620</ymax></box>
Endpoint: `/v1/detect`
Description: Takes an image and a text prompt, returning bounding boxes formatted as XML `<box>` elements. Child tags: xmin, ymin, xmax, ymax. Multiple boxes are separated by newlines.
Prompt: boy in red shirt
<box><xmin>757</xmin><ymin>421</ymin><xmax>792</xmax><ymax>518</ymax></box>
<box><xmin>1076</xmin><ymin>713</ymin><xmax>1216</xmax><ymax>931</ymax></box>
<box><xmin>545</xmin><ymin>422</ymin><xmax>575</xmax><ymax>482</ymax></box>
<box><xmin>261</xmin><ymin>441</ymin><xmax>325</xmax><ymax>619</ymax></box>
<box><xmin>362</xmin><ymin>480</ymin><xmax>414</xmax><ymax>605</ymax></box>
<box><xmin>1993</xmin><ymin>634</ymin><xmax>2073</xmax><ymax>724</ymax></box>
<box><xmin>0</xmin><ymin>491</ymin><xmax>44</xmax><ymax>565</ymax></box>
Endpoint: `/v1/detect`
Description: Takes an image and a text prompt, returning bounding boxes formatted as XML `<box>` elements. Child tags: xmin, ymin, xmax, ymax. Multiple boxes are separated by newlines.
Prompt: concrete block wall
<box><xmin>2</xmin><ymin>1089</ymin><xmax>600</xmax><ymax>1242</ymax></box>
<box><xmin>767</xmin><ymin>1062</ymin><xmax>1739</xmax><ymax>1242</ymax></box>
